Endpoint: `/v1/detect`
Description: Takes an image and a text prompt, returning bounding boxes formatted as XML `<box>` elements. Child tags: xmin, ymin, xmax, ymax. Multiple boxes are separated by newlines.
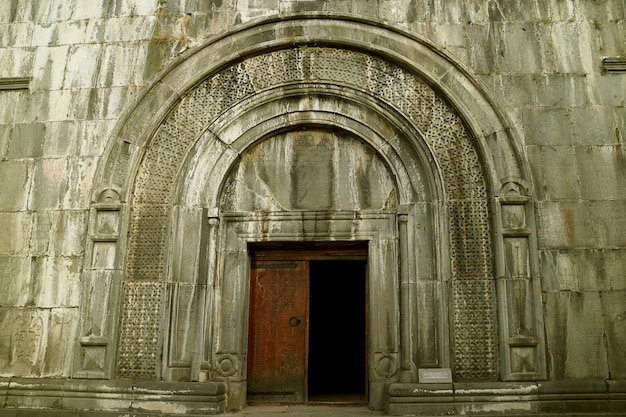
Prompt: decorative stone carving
<box><xmin>215</xmin><ymin>354</ymin><xmax>238</xmax><ymax>377</ymax></box>
<box><xmin>119</xmin><ymin>46</ymin><xmax>498</xmax><ymax>381</ymax></box>
<box><xmin>117</xmin><ymin>282</ymin><xmax>165</xmax><ymax>379</ymax></box>
<box><xmin>496</xmin><ymin>182</ymin><xmax>545</xmax><ymax>381</ymax></box>
<box><xmin>10</xmin><ymin>311</ymin><xmax>43</xmax><ymax>368</ymax></box>
<box><xmin>374</xmin><ymin>352</ymin><xmax>398</xmax><ymax>378</ymax></box>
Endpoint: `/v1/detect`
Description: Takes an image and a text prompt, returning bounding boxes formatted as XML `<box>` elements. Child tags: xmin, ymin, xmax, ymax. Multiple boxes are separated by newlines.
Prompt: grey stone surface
<box><xmin>0</xmin><ymin>0</ymin><xmax>624</xmax><ymax>415</ymax></box>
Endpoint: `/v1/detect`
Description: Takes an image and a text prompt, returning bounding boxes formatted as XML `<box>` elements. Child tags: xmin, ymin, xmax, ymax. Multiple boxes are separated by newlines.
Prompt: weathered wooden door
<box><xmin>247</xmin><ymin>261</ymin><xmax>309</xmax><ymax>401</ymax></box>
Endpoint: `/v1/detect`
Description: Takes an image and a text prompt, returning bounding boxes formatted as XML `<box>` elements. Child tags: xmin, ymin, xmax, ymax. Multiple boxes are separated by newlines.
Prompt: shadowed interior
<box><xmin>308</xmin><ymin>260</ymin><xmax>367</xmax><ymax>403</ymax></box>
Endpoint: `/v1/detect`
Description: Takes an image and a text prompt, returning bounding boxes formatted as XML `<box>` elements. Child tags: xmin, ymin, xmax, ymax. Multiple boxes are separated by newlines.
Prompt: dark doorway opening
<box><xmin>308</xmin><ymin>260</ymin><xmax>367</xmax><ymax>403</ymax></box>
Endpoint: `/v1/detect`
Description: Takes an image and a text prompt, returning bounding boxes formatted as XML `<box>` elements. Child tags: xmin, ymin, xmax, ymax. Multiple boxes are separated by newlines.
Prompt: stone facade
<box><xmin>0</xmin><ymin>1</ymin><xmax>624</xmax><ymax>416</ymax></box>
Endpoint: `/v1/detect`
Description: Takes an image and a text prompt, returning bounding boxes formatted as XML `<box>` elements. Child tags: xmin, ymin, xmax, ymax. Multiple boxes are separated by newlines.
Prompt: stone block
<box><xmin>0</xmin><ymin>308</ymin><xmax>48</xmax><ymax>377</ymax></box>
<box><xmin>42</xmin><ymin>121</ymin><xmax>78</xmax><ymax>157</ymax></box>
<box><xmin>0</xmin><ymin>124</ymin><xmax>9</xmax><ymax>159</ymax></box>
<box><xmin>3</xmin><ymin>22</ymin><xmax>33</xmax><ymax>48</ymax></box>
<box><xmin>0</xmin><ymin>2</ymin><xmax>15</xmax><ymax>23</ymax></box>
<box><xmin>588</xmin><ymin>73</ymin><xmax>626</xmax><ymax>106</ymax></box>
<box><xmin>570</xmin><ymin>106</ymin><xmax>619</xmax><ymax>146</ymax></box>
<box><xmin>0</xmin><ymin>256</ymin><xmax>30</xmax><ymax>306</ymax></box>
<box><xmin>595</xmin><ymin>21</ymin><xmax>626</xmax><ymax>60</ymax></box>
<box><xmin>0</xmin><ymin>93</ymin><xmax>21</xmax><ymax>124</ymax></box>
<box><xmin>29</xmin><ymin>158</ymin><xmax>68</xmax><ymax>210</ymax></box>
<box><xmin>538</xmin><ymin>380</ymin><xmax>610</xmax><ymax>413</ymax></box>
<box><xmin>477</xmin><ymin>74</ymin><xmax>537</xmax><ymax>109</ymax></box>
<box><xmin>170</xmin><ymin>206</ymin><xmax>204</xmax><ymax>284</ymax></box>
<box><xmin>537</xmin><ymin>201</ymin><xmax>626</xmax><ymax>248</ymax></box>
<box><xmin>527</xmin><ymin>145</ymin><xmax>580</xmax><ymax>201</ymax></box>
<box><xmin>42</xmin><ymin>308</ymin><xmax>78</xmax><ymax>376</ymax></box>
<box><xmin>486</xmin><ymin>1</ymin><xmax>537</xmax><ymax>22</ymax></box>
<box><xmin>350</xmin><ymin>0</ymin><xmax>379</xmax><ymax>19</ymax></box>
<box><xmin>30</xmin><ymin>256</ymin><xmax>82</xmax><ymax>307</ymax></box>
<box><xmin>0</xmin><ymin>46</ymin><xmax>35</xmax><ymax>79</ymax></box>
<box><xmin>66</xmin><ymin>88</ymin><xmax>95</xmax><ymax>122</ymax></box>
<box><xmin>19</xmin><ymin>1</ymin><xmax>51</xmax><ymax>23</ymax></box>
<box><xmin>87</xmin><ymin>86</ymin><xmax>141</xmax><ymax>120</ymax></box>
<box><xmin>29</xmin><ymin>157</ymin><xmax>96</xmax><ymax>210</ymax></box>
<box><xmin>23</xmin><ymin>91</ymin><xmax>67</xmax><ymax>123</ymax></box>
<box><xmin>576</xmin><ymin>145</ymin><xmax>626</xmax><ymax>200</ymax></box>
<box><xmin>608</xmin><ymin>380</ymin><xmax>626</xmax><ymax>413</ymax></box>
<box><xmin>523</xmin><ymin>107</ymin><xmax>574</xmax><ymax>146</ymax></box>
<box><xmin>0</xmin><ymin>212</ymin><xmax>32</xmax><ymax>256</ymax></box>
<box><xmin>88</xmin><ymin>16</ymin><xmax>155</xmax><ymax>43</ymax></box>
<box><xmin>541</xmin><ymin>249</ymin><xmax>626</xmax><ymax>292</ymax></box>
<box><xmin>543</xmin><ymin>291</ymin><xmax>608</xmax><ymax>379</ymax></box>
<box><xmin>538</xmin><ymin>22</ymin><xmax>591</xmax><ymax>74</ymax></box>
<box><xmin>387</xmin><ymin>382</ymin><xmax>455</xmax><ymax>415</ymax></box>
<box><xmin>76</xmin><ymin>120</ymin><xmax>114</xmax><ymax>157</ymax></box>
<box><xmin>537</xmin><ymin>202</ymin><xmax>576</xmax><ymax>248</ymax></box>
<box><xmin>75</xmin><ymin>269</ymin><xmax>123</xmax><ymax>375</ymax></box>
<box><xmin>616</xmin><ymin>106</ymin><xmax>626</xmax><ymax>143</ymax></box>
<box><xmin>587</xmin><ymin>200</ymin><xmax>626</xmax><ymax>247</ymax></box>
<box><xmin>601</xmin><ymin>291</ymin><xmax>626</xmax><ymax>379</ymax></box>
<box><xmin>98</xmin><ymin>43</ymin><xmax>144</xmax><ymax>88</ymax></box>
<box><xmin>61</xmin><ymin>157</ymin><xmax>98</xmax><ymax>209</ymax></box>
<box><xmin>7</xmin><ymin>123</ymin><xmax>45</xmax><ymax>158</ymax></box>
<box><xmin>1</xmin><ymin>257</ymin><xmax>37</xmax><ymax>307</ymax></box>
<box><xmin>0</xmin><ymin>160</ymin><xmax>31</xmax><ymax>211</ymax></box>
<box><xmin>454</xmin><ymin>382</ymin><xmax>539</xmax><ymax>415</ymax></box>
<box><xmin>55</xmin><ymin>19</ymin><xmax>89</xmax><ymax>45</ymax></box>
<box><xmin>42</xmin><ymin>0</ymin><xmax>76</xmax><ymax>22</ymax></box>
<box><xmin>69</xmin><ymin>1</ymin><xmax>108</xmax><ymax>20</ymax></box>
<box><xmin>464</xmin><ymin>23</ymin><xmax>498</xmax><ymax>74</ymax></box>
<box><xmin>31</xmin><ymin>45</ymin><xmax>69</xmax><ymax>91</ymax></box>
<box><xmin>5</xmin><ymin>377</ymin><xmax>64</xmax><ymax>409</ymax></box>
<box><xmin>537</xmin><ymin>74</ymin><xmax>590</xmax><ymax>107</ymax></box>
<box><xmin>31</xmin><ymin>22</ymin><xmax>57</xmax><ymax>47</ymax></box>
<box><xmin>579</xmin><ymin>0</ymin><xmax>626</xmax><ymax>22</ymax></box>
<box><xmin>496</xmin><ymin>22</ymin><xmax>544</xmax><ymax>74</ymax></box>
<box><xmin>62</xmin><ymin>44</ymin><xmax>102</xmax><ymax>89</ymax></box>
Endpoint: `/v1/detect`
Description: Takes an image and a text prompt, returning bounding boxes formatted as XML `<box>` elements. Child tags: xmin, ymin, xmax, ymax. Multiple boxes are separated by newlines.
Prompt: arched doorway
<box><xmin>206</xmin><ymin>122</ymin><xmax>417</xmax><ymax>409</ymax></box>
<box><xmin>246</xmin><ymin>242</ymin><xmax>369</xmax><ymax>403</ymax></box>
<box><xmin>76</xmin><ymin>15</ymin><xmax>546</xmax><ymax>414</ymax></box>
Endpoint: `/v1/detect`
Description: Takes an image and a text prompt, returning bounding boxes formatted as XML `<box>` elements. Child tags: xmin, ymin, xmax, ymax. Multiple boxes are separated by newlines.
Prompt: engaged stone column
<box><xmin>496</xmin><ymin>182</ymin><xmax>546</xmax><ymax>381</ymax></box>
<box><xmin>73</xmin><ymin>189</ymin><xmax>124</xmax><ymax>379</ymax></box>
<box><xmin>399</xmin><ymin>210</ymin><xmax>418</xmax><ymax>382</ymax></box>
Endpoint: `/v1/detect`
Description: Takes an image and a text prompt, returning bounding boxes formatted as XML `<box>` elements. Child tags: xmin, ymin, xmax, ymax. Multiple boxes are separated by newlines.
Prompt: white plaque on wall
<box><xmin>418</xmin><ymin>368</ymin><xmax>453</xmax><ymax>383</ymax></box>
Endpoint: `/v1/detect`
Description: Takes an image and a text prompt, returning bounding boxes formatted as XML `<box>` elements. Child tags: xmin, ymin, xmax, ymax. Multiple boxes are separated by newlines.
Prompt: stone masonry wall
<box><xmin>0</xmin><ymin>0</ymin><xmax>624</xmax><ymax>381</ymax></box>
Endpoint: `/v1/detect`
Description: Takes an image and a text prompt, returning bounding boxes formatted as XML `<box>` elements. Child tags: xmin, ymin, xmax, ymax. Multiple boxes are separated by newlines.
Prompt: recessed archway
<box><xmin>77</xmin><ymin>14</ymin><xmax>546</xmax><ymax>413</ymax></box>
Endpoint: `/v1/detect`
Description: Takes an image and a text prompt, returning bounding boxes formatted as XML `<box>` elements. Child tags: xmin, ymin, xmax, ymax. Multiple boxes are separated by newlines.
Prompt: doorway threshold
<box><xmin>307</xmin><ymin>392</ymin><xmax>368</xmax><ymax>404</ymax></box>
<box><xmin>235</xmin><ymin>403</ymin><xmax>382</xmax><ymax>417</ymax></box>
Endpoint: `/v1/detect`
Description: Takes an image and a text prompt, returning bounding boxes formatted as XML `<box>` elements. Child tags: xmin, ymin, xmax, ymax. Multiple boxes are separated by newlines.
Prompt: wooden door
<box><xmin>247</xmin><ymin>261</ymin><xmax>309</xmax><ymax>402</ymax></box>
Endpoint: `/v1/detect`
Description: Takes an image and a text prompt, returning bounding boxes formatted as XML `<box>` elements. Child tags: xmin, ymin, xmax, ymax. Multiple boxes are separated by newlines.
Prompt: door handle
<box><xmin>289</xmin><ymin>317</ymin><xmax>301</xmax><ymax>327</ymax></box>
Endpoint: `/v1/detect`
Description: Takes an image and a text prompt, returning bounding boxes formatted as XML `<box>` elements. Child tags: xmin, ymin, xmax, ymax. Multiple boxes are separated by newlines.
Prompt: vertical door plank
<box><xmin>248</xmin><ymin>261</ymin><xmax>308</xmax><ymax>401</ymax></box>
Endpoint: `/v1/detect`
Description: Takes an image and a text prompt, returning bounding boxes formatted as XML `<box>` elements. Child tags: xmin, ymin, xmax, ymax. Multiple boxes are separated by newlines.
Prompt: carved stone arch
<box><xmin>174</xmin><ymin>88</ymin><xmax>440</xmax><ymax>209</ymax></box>
<box><xmin>76</xmin><ymin>15</ymin><xmax>546</xmax><ymax>410</ymax></box>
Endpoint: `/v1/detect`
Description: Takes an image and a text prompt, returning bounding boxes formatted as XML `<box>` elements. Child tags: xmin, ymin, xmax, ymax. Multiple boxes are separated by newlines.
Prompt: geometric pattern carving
<box><xmin>448</xmin><ymin>200</ymin><xmax>492</xmax><ymax>281</ymax></box>
<box><xmin>117</xmin><ymin>282</ymin><xmax>164</xmax><ymax>379</ymax></box>
<box><xmin>452</xmin><ymin>279</ymin><xmax>498</xmax><ymax>379</ymax></box>
<box><xmin>80</xmin><ymin>345</ymin><xmax>107</xmax><ymax>373</ymax></box>
<box><xmin>127</xmin><ymin>204</ymin><xmax>169</xmax><ymax>280</ymax></box>
<box><xmin>123</xmin><ymin>46</ymin><xmax>496</xmax><ymax>380</ymax></box>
